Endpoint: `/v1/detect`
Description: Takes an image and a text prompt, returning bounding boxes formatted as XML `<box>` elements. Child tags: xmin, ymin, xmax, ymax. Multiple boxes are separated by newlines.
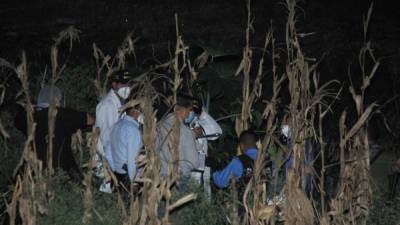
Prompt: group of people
<box><xmin>14</xmin><ymin>69</ymin><xmax>313</xmax><ymax>199</ymax></box>
<box><xmin>95</xmin><ymin>70</ymin><xmax>223</xmax><ymax>193</ymax></box>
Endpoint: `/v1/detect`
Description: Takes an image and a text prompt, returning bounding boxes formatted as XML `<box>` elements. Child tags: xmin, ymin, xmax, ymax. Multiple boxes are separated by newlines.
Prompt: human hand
<box><xmin>192</xmin><ymin>127</ymin><xmax>204</xmax><ymax>138</ymax></box>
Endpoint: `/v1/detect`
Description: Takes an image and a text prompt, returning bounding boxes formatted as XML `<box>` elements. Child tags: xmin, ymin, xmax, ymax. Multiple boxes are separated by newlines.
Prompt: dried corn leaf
<box><xmin>167</xmin><ymin>193</ymin><xmax>197</xmax><ymax>212</ymax></box>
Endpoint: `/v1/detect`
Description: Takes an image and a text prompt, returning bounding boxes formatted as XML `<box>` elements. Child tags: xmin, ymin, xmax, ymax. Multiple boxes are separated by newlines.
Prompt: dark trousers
<box><xmin>111</xmin><ymin>171</ymin><xmax>129</xmax><ymax>192</ymax></box>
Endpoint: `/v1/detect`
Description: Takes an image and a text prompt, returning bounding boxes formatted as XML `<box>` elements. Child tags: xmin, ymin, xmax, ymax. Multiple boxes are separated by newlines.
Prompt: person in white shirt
<box><xmin>95</xmin><ymin>70</ymin><xmax>135</xmax><ymax>175</ymax></box>
<box><xmin>108</xmin><ymin>103</ymin><xmax>143</xmax><ymax>189</ymax></box>
<box><xmin>187</xmin><ymin>100</ymin><xmax>222</xmax><ymax>197</ymax></box>
<box><xmin>96</xmin><ymin>70</ymin><xmax>138</xmax><ymax>193</ymax></box>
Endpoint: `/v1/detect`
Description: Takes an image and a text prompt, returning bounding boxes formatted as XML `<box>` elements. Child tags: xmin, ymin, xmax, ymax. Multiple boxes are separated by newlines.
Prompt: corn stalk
<box><xmin>171</xmin><ymin>14</ymin><xmax>188</xmax><ymax>103</ymax></box>
<box><xmin>48</xmin><ymin>26</ymin><xmax>80</xmax><ymax>176</ymax></box>
<box><xmin>235</xmin><ymin>0</ymin><xmax>254</xmax><ymax>139</ymax></box>
<box><xmin>2</xmin><ymin>53</ymin><xmax>47</xmax><ymax>225</ymax></box>
<box><xmin>138</xmin><ymin>94</ymin><xmax>164</xmax><ymax>225</ymax></box>
<box><xmin>93</xmin><ymin>32</ymin><xmax>139</xmax><ymax>98</ymax></box>
<box><xmin>82</xmin><ymin>128</ymin><xmax>99</xmax><ymax>224</ymax></box>
<box><xmin>281</xmin><ymin>1</ymin><xmax>339</xmax><ymax>224</ymax></box>
<box><xmin>243</xmin><ymin>27</ymin><xmax>287</xmax><ymax>225</ymax></box>
<box><xmin>327</xmin><ymin>4</ymin><xmax>378</xmax><ymax>225</ymax></box>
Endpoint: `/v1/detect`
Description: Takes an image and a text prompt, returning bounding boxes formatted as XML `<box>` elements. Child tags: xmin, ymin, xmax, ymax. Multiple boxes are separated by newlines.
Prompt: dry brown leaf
<box><xmin>167</xmin><ymin>193</ymin><xmax>197</xmax><ymax>212</ymax></box>
<box><xmin>257</xmin><ymin>205</ymin><xmax>275</xmax><ymax>221</ymax></box>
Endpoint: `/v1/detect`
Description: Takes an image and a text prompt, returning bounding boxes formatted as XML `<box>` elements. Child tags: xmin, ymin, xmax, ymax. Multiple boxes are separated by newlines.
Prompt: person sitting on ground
<box><xmin>157</xmin><ymin>95</ymin><xmax>199</xmax><ymax>179</ymax></box>
<box><xmin>212</xmin><ymin>130</ymin><xmax>258</xmax><ymax>189</ymax></box>
<box><xmin>107</xmin><ymin>100</ymin><xmax>144</xmax><ymax>189</ymax></box>
<box><xmin>14</xmin><ymin>85</ymin><xmax>94</xmax><ymax>183</ymax></box>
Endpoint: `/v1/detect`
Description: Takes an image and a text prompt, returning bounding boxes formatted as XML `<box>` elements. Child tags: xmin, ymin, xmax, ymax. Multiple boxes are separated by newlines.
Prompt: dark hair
<box><xmin>239</xmin><ymin>130</ymin><xmax>257</xmax><ymax>148</ymax></box>
<box><xmin>109</xmin><ymin>69</ymin><xmax>140</xmax><ymax>84</ymax></box>
<box><xmin>192</xmin><ymin>99</ymin><xmax>202</xmax><ymax>115</ymax></box>
<box><xmin>124</xmin><ymin>104</ymin><xmax>141</xmax><ymax>114</ymax></box>
<box><xmin>176</xmin><ymin>95</ymin><xmax>193</xmax><ymax>108</ymax></box>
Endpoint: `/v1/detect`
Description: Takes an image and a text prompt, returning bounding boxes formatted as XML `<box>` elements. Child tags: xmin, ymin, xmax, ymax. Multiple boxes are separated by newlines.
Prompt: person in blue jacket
<box><xmin>212</xmin><ymin>130</ymin><xmax>258</xmax><ymax>188</ymax></box>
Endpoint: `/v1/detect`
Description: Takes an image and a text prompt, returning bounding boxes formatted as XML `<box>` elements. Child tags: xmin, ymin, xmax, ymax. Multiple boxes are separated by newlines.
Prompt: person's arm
<box><xmin>62</xmin><ymin>108</ymin><xmax>88</xmax><ymax>132</ymax></box>
<box><xmin>126</xmin><ymin>125</ymin><xmax>142</xmax><ymax>181</ymax></box>
<box><xmin>14</xmin><ymin>105</ymin><xmax>27</xmax><ymax>136</ymax></box>
<box><xmin>212</xmin><ymin>157</ymin><xmax>243</xmax><ymax>188</ymax></box>
<box><xmin>87</xmin><ymin>113</ymin><xmax>95</xmax><ymax>126</ymax></box>
<box><xmin>197</xmin><ymin>111</ymin><xmax>222</xmax><ymax>140</ymax></box>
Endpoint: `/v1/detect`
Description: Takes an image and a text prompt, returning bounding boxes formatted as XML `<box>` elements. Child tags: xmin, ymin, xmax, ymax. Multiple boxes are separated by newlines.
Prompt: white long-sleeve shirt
<box><xmin>192</xmin><ymin>111</ymin><xmax>222</xmax><ymax>154</ymax></box>
<box><xmin>192</xmin><ymin>111</ymin><xmax>222</xmax><ymax>170</ymax></box>
<box><xmin>95</xmin><ymin>90</ymin><xmax>122</xmax><ymax>165</ymax></box>
<box><xmin>108</xmin><ymin>115</ymin><xmax>142</xmax><ymax>181</ymax></box>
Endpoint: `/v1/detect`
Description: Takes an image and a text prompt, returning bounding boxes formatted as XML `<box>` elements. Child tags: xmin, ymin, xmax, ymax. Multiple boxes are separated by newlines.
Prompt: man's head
<box><xmin>174</xmin><ymin>96</ymin><xmax>193</xmax><ymax>121</ymax></box>
<box><xmin>109</xmin><ymin>70</ymin><xmax>136</xmax><ymax>99</ymax></box>
<box><xmin>239</xmin><ymin>130</ymin><xmax>257</xmax><ymax>152</ymax></box>
<box><xmin>126</xmin><ymin>104</ymin><xmax>143</xmax><ymax>122</ymax></box>
<box><xmin>192</xmin><ymin>99</ymin><xmax>202</xmax><ymax>116</ymax></box>
<box><xmin>37</xmin><ymin>85</ymin><xmax>62</xmax><ymax>108</ymax></box>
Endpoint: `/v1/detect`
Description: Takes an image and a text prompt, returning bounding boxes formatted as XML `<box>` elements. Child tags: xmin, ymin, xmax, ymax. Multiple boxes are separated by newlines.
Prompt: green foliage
<box><xmin>38</xmin><ymin>175</ymin><xmax>231</xmax><ymax>225</ymax></box>
<box><xmin>367</xmin><ymin>188</ymin><xmax>400</xmax><ymax>225</ymax></box>
<box><xmin>171</xmin><ymin>183</ymin><xmax>229</xmax><ymax>225</ymax></box>
<box><xmin>57</xmin><ymin>64</ymin><xmax>98</xmax><ymax>113</ymax></box>
<box><xmin>38</xmin><ymin>173</ymin><xmax>123</xmax><ymax>225</ymax></box>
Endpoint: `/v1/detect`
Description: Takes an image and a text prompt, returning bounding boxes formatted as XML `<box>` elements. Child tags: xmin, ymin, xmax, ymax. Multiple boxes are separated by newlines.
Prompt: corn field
<box><xmin>1</xmin><ymin>0</ymin><xmax>400</xmax><ymax>225</ymax></box>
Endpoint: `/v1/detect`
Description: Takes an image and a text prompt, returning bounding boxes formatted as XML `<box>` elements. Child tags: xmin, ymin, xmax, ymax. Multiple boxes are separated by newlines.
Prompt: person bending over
<box><xmin>14</xmin><ymin>85</ymin><xmax>94</xmax><ymax>183</ymax></box>
<box><xmin>212</xmin><ymin>130</ymin><xmax>258</xmax><ymax>189</ymax></box>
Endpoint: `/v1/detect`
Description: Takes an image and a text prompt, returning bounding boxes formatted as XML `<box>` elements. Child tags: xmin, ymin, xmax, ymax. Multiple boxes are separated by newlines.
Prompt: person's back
<box><xmin>14</xmin><ymin>85</ymin><xmax>92</xmax><ymax>182</ymax></box>
<box><xmin>158</xmin><ymin>112</ymin><xmax>199</xmax><ymax>177</ymax></box>
<box><xmin>108</xmin><ymin>103</ymin><xmax>143</xmax><ymax>187</ymax></box>
<box><xmin>212</xmin><ymin>130</ymin><xmax>259</xmax><ymax>218</ymax></box>
<box><xmin>157</xmin><ymin>97</ymin><xmax>199</xmax><ymax>178</ymax></box>
<box><xmin>212</xmin><ymin>130</ymin><xmax>258</xmax><ymax>189</ymax></box>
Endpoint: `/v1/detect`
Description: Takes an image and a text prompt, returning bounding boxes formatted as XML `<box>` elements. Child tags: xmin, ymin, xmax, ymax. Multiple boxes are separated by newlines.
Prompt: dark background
<box><xmin>1</xmin><ymin>0</ymin><xmax>399</xmax><ymax>106</ymax></box>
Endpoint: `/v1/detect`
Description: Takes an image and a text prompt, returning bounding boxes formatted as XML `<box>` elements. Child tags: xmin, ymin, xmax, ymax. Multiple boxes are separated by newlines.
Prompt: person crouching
<box><xmin>212</xmin><ymin>130</ymin><xmax>258</xmax><ymax>192</ymax></box>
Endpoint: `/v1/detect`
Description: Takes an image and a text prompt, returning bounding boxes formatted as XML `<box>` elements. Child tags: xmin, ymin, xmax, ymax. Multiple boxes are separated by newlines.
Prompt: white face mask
<box><xmin>184</xmin><ymin>111</ymin><xmax>196</xmax><ymax>124</ymax></box>
<box><xmin>137</xmin><ymin>113</ymin><xmax>145</xmax><ymax>124</ymax></box>
<box><xmin>281</xmin><ymin>125</ymin><xmax>290</xmax><ymax>138</ymax></box>
<box><xmin>117</xmin><ymin>87</ymin><xmax>131</xmax><ymax>100</ymax></box>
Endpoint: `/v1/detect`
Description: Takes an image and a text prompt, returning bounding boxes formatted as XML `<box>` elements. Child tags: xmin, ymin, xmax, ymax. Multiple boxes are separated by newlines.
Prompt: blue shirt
<box><xmin>212</xmin><ymin>148</ymin><xmax>257</xmax><ymax>188</ymax></box>
<box><xmin>108</xmin><ymin>115</ymin><xmax>142</xmax><ymax>181</ymax></box>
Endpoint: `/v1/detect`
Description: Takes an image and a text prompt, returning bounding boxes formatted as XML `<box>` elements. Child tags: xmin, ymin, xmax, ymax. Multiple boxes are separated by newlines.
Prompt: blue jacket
<box><xmin>212</xmin><ymin>148</ymin><xmax>257</xmax><ymax>188</ymax></box>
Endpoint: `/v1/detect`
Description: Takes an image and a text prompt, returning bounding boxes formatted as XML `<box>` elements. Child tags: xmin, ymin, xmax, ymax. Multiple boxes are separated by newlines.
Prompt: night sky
<box><xmin>1</xmin><ymin>0</ymin><xmax>399</xmax><ymax>104</ymax></box>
